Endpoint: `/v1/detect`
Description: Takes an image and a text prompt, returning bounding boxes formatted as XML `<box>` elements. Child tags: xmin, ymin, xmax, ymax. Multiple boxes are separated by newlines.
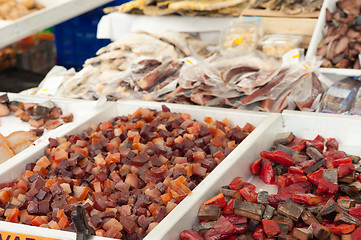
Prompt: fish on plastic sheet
<box><xmin>84</xmin><ymin>33</ymin><xmax>180</xmax><ymax>72</ymax></box>
<box><xmin>350</xmin><ymin>84</ymin><xmax>361</xmax><ymax>115</ymax></box>
<box><xmin>320</xmin><ymin>77</ymin><xmax>361</xmax><ymax>114</ymax></box>
<box><xmin>240</xmin><ymin>69</ymin><xmax>287</xmax><ymax>105</ymax></box>
<box><xmin>235</xmin><ymin>70</ymin><xmax>278</xmax><ymax>95</ymax></box>
<box><xmin>294</xmin><ymin>72</ymin><xmax>324</xmax><ymax>111</ymax></box>
<box><xmin>221</xmin><ymin>66</ymin><xmax>260</xmax><ymax>84</ymax></box>
<box><xmin>138</xmin><ymin>59</ymin><xmax>183</xmax><ymax>91</ymax></box>
<box><xmin>100</xmin><ymin>58</ymin><xmax>183</xmax><ymax>99</ymax></box>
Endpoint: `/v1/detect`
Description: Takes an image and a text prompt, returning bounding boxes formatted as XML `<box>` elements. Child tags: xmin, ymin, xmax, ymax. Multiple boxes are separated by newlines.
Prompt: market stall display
<box><xmin>23</xmin><ymin>29</ymin><xmax>330</xmax><ymax>114</ymax></box>
<box><xmin>103</xmin><ymin>0</ymin><xmax>248</xmax><ymax>17</ymax></box>
<box><xmin>316</xmin><ymin>0</ymin><xmax>361</xmax><ymax>69</ymax></box>
<box><xmin>179</xmin><ymin>132</ymin><xmax>361</xmax><ymax>239</ymax></box>
<box><xmin>307</xmin><ymin>0</ymin><xmax>361</xmax><ymax>76</ymax></box>
<box><xmin>3</xmin><ymin>0</ymin><xmax>361</xmax><ymax>239</ymax></box>
<box><xmin>149</xmin><ymin>110</ymin><xmax>361</xmax><ymax>239</ymax></box>
<box><xmin>0</xmin><ymin>100</ymin><xmax>270</xmax><ymax>240</ymax></box>
<box><xmin>0</xmin><ymin>93</ymin><xmax>99</xmax><ymax>167</ymax></box>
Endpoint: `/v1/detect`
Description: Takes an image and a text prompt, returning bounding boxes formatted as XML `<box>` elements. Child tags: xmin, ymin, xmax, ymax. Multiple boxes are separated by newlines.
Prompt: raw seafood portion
<box><xmin>0</xmin><ymin>131</ymin><xmax>37</xmax><ymax>164</ymax></box>
<box><xmin>180</xmin><ymin>132</ymin><xmax>361</xmax><ymax>239</ymax></box>
<box><xmin>103</xmin><ymin>0</ymin><xmax>248</xmax><ymax>17</ymax></box>
<box><xmin>317</xmin><ymin>0</ymin><xmax>361</xmax><ymax>69</ymax></box>
<box><xmin>0</xmin><ymin>105</ymin><xmax>255</xmax><ymax>239</ymax></box>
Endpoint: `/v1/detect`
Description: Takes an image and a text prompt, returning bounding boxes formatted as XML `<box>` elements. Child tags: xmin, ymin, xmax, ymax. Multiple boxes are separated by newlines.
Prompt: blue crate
<box><xmin>54</xmin><ymin>0</ymin><xmax>128</xmax><ymax>70</ymax></box>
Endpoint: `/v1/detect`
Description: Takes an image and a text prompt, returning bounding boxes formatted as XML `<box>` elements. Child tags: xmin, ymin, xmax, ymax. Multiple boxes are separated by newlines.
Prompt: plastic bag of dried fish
<box><xmin>99</xmin><ymin>56</ymin><xmax>184</xmax><ymax>101</ymax></box>
<box><xmin>350</xmin><ymin>84</ymin><xmax>361</xmax><ymax>115</ymax></box>
<box><xmin>319</xmin><ymin>77</ymin><xmax>361</xmax><ymax>114</ymax></box>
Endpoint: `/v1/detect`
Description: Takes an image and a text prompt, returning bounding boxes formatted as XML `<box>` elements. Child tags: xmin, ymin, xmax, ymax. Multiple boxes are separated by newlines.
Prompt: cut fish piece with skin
<box><xmin>0</xmin><ymin>143</ymin><xmax>14</xmax><ymax>164</ymax></box>
<box><xmin>164</xmin><ymin>86</ymin><xmax>187</xmax><ymax>101</ymax></box>
<box><xmin>138</xmin><ymin>60</ymin><xmax>182</xmax><ymax>91</ymax></box>
<box><xmin>153</xmin><ymin>76</ymin><xmax>179</xmax><ymax>99</ymax></box>
<box><xmin>241</xmin><ymin>70</ymin><xmax>286</xmax><ymax>105</ymax></box>
<box><xmin>294</xmin><ymin>73</ymin><xmax>324</xmax><ymax>110</ymax></box>
<box><xmin>271</xmin><ymin>91</ymin><xmax>292</xmax><ymax>113</ymax></box>
<box><xmin>6</xmin><ymin>131</ymin><xmax>37</xmax><ymax>149</ymax></box>
<box><xmin>221</xmin><ymin>66</ymin><xmax>259</xmax><ymax>84</ymax></box>
<box><xmin>0</xmin><ymin>133</ymin><xmax>9</xmax><ymax>146</ymax></box>
<box><xmin>11</xmin><ymin>138</ymin><xmax>36</xmax><ymax>154</ymax></box>
<box><xmin>190</xmin><ymin>91</ymin><xmax>215</xmax><ymax>106</ymax></box>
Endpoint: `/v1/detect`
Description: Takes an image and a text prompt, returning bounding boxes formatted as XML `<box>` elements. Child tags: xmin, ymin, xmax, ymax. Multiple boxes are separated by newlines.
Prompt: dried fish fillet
<box><xmin>168</xmin><ymin>0</ymin><xmax>246</xmax><ymax>11</ymax></box>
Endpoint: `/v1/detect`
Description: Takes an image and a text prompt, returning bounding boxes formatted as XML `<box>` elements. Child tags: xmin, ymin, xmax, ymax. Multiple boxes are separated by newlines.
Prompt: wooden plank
<box><xmin>242</xmin><ymin>9</ymin><xmax>320</xmax><ymax>18</ymax></box>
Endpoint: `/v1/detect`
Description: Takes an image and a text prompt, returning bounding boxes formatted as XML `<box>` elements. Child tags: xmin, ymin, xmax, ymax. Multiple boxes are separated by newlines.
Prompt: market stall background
<box><xmin>0</xmin><ymin>0</ymin><xmax>128</xmax><ymax>93</ymax></box>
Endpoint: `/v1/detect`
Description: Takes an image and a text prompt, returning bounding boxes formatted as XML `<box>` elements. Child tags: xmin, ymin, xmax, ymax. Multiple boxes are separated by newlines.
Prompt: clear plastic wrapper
<box><xmin>259</xmin><ymin>34</ymin><xmax>303</xmax><ymax>58</ymax></box>
<box><xmin>319</xmin><ymin>78</ymin><xmax>361</xmax><ymax>114</ymax></box>
<box><xmin>350</xmin><ymin>86</ymin><xmax>361</xmax><ymax>115</ymax></box>
<box><xmin>219</xmin><ymin>19</ymin><xmax>263</xmax><ymax>54</ymax></box>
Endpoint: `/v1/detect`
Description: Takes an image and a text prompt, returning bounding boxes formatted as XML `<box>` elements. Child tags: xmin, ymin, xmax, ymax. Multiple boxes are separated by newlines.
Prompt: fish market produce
<box><xmin>317</xmin><ymin>0</ymin><xmax>361</xmax><ymax>69</ymax></box>
<box><xmin>0</xmin><ymin>93</ymin><xmax>74</xmax><ymax>163</ymax></box>
<box><xmin>351</xmin><ymin>86</ymin><xmax>361</xmax><ymax>115</ymax></box>
<box><xmin>0</xmin><ymin>105</ymin><xmax>255</xmax><ymax>239</ymax></box>
<box><xmin>104</xmin><ymin>0</ymin><xmax>248</xmax><ymax>17</ymax></box>
<box><xmin>163</xmin><ymin>54</ymin><xmax>324</xmax><ymax>112</ymax></box>
<box><xmin>26</xmin><ymin>51</ymin><xmax>324</xmax><ymax>112</ymax></box>
<box><xmin>0</xmin><ymin>131</ymin><xmax>37</xmax><ymax>164</ymax></box>
<box><xmin>320</xmin><ymin>78</ymin><xmax>361</xmax><ymax>114</ymax></box>
<box><xmin>180</xmin><ymin>132</ymin><xmax>361</xmax><ymax>239</ymax></box>
<box><xmin>46</xmin><ymin>31</ymin><xmax>211</xmax><ymax>100</ymax></box>
<box><xmin>250</xmin><ymin>0</ymin><xmax>323</xmax><ymax>14</ymax></box>
<box><xmin>0</xmin><ymin>93</ymin><xmax>73</xmax><ymax>131</ymax></box>
<box><xmin>23</xmin><ymin>31</ymin><xmax>324</xmax><ymax>113</ymax></box>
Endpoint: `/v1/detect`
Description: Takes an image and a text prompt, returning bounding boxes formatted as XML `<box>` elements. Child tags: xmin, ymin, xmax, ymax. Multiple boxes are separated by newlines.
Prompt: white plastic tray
<box><xmin>0</xmin><ymin>93</ymin><xmax>98</xmax><ymax>167</ymax></box>
<box><xmin>306</xmin><ymin>0</ymin><xmax>361</xmax><ymax>77</ymax></box>
<box><xmin>155</xmin><ymin>110</ymin><xmax>361</xmax><ymax>240</ymax></box>
<box><xmin>0</xmin><ymin>100</ymin><xmax>274</xmax><ymax>240</ymax></box>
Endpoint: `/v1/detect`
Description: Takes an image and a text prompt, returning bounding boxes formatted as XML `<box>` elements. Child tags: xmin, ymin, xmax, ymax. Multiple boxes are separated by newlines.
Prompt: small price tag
<box><xmin>234</xmin><ymin>38</ymin><xmax>243</xmax><ymax>45</ymax></box>
<box><xmin>36</xmin><ymin>76</ymin><xmax>63</xmax><ymax>96</ymax></box>
<box><xmin>0</xmin><ymin>230</ymin><xmax>61</xmax><ymax>240</ymax></box>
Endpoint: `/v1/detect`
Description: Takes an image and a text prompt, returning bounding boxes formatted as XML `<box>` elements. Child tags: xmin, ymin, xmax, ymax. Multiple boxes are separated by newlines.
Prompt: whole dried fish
<box><xmin>251</xmin><ymin>0</ymin><xmax>323</xmax><ymax>13</ymax></box>
<box><xmin>105</xmin><ymin>0</ymin><xmax>248</xmax><ymax>16</ymax></box>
